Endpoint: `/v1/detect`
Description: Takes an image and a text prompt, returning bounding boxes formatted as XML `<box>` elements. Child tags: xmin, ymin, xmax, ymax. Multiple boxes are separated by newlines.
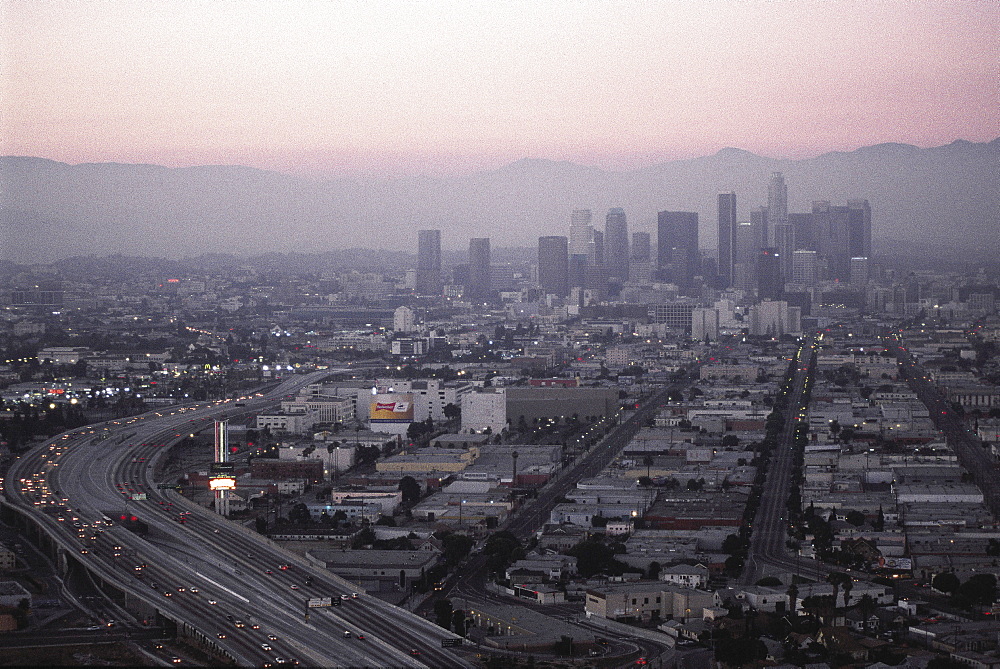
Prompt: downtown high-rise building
<box><xmin>467</xmin><ymin>238</ymin><xmax>491</xmax><ymax>301</ymax></box>
<box><xmin>629</xmin><ymin>231</ymin><xmax>652</xmax><ymax>283</ymax></box>
<box><xmin>813</xmin><ymin>201</ymin><xmax>851</xmax><ymax>281</ymax></box>
<box><xmin>846</xmin><ymin>199</ymin><xmax>872</xmax><ymax>259</ymax></box>
<box><xmin>569</xmin><ymin>209</ymin><xmax>594</xmax><ymax>290</ymax></box>
<box><xmin>717</xmin><ymin>193</ymin><xmax>737</xmax><ymax>288</ymax></box>
<box><xmin>791</xmin><ymin>249</ymin><xmax>819</xmax><ymax>286</ymax></box>
<box><xmin>415</xmin><ymin>229</ymin><xmax>442</xmax><ymax>295</ymax></box>
<box><xmin>538</xmin><ymin>236</ymin><xmax>569</xmax><ymax>297</ymax></box>
<box><xmin>758</xmin><ymin>247</ymin><xmax>783</xmax><ymax>300</ymax></box>
<box><xmin>604</xmin><ymin>208</ymin><xmax>629</xmax><ymax>285</ymax></box>
<box><xmin>767</xmin><ymin>172</ymin><xmax>788</xmax><ymax>246</ymax></box>
<box><xmin>734</xmin><ymin>221</ymin><xmax>759</xmax><ymax>291</ymax></box>
<box><xmin>657</xmin><ymin>211</ymin><xmax>699</xmax><ymax>288</ymax></box>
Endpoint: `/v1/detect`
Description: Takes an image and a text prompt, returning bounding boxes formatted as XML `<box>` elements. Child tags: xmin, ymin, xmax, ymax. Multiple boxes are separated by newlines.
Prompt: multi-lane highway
<box><xmin>3</xmin><ymin>371</ymin><xmax>469</xmax><ymax>668</ymax></box>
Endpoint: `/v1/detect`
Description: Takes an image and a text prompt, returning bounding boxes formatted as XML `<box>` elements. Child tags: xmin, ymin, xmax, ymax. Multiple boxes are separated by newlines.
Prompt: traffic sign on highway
<box><xmin>441</xmin><ymin>638</ymin><xmax>463</xmax><ymax>647</ymax></box>
<box><xmin>307</xmin><ymin>597</ymin><xmax>332</xmax><ymax>608</ymax></box>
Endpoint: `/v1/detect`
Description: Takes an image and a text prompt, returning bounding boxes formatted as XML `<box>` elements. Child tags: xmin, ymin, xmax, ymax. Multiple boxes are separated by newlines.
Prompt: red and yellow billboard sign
<box><xmin>370</xmin><ymin>393</ymin><xmax>414</xmax><ymax>423</ymax></box>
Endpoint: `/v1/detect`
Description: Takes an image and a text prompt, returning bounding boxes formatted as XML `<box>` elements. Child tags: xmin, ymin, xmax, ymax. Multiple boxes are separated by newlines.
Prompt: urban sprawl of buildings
<box><xmin>2</xmin><ymin>172</ymin><xmax>1000</xmax><ymax>667</ymax></box>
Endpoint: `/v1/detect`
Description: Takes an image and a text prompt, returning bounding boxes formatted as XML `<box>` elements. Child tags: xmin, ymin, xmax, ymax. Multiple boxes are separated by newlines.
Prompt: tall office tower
<box><xmin>814</xmin><ymin>201</ymin><xmax>851</xmax><ymax>281</ymax></box>
<box><xmin>591</xmin><ymin>230</ymin><xmax>604</xmax><ymax>266</ymax></box>
<box><xmin>846</xmin><ymin>199</ymin><xmax>872</xmax><ymax>259</ymax></box>
<box><xmin>767</xmin><ymin>172</ymin><xmax>788</xmax><ymax>245</ymax></box>
<box><xmin>569</xmin><ymin>209</ymin><xmax>593</xmax><ymax>289</ymax></box>
<box><xmin>569</xmin><ymin>209</ymin><xmax>594</xmax><ymax>257</ymax></box>
<box><xmin>789</xmin><ymin>213</ymin><xmax>815</xmax><ymax>251</ymax></box>
<box><xmin>657</xmin><ymin>211</ymin><xmax>699</xmax><ymax>288</ymax></box>
<box><xmin>537</xmin><ymin>236</ymin><xmax>569</xmax><ymax>297</ymax></box>
<box><xmin>415</xmin><ymin>229</ymin><xmax>442</xmax><ymax>295</ymax></box>
<box><xmin>849</xmin><ymin>257</ymin><xmax>870</xmax><ymax>286</ymax></box>
<box><xmin>773</xmin><ymin>223</ymin><xmax>795</xmax><ymax>281</ymax></box>
<box><xmin>791</xmin><ymin>250</ymin><xmax>819</xmax><ymax>286</ymax></box>
<box><xmin>604</xmin><ymin>208</ymin><xmax>629</xmax><ymax>284</ymax></box>
<box><xmin>733</xmin><ymin>221</ymin><xmax>758</xmax><ymax>291</ymax></box>
<box><xmin>467</xmin><ymin>238</ymin><xmax>491</xmax><ymax>301</ymax></box>
<box><xmin>750</xmin><ymin>206</ymin><xmax>769</xmax><ymax>252</ymax></box>
<box><xmin>628</xmin><ymin>231</ymin><xmax>652</xmax><ymax>283</ymax></box>
<box><xmin>717</xmin><ymin>193</ymin><xmax>737</xmax><ymax>288</ymax></box>
<box><xmin>757</xmin><ymin>247</ymin><xmax>783</xmax><ymax>300</ymax></box>
<box><xmin>631</xmin><ymin>232</ymin><xmax>651</xmax><ymax>261</ymax></box>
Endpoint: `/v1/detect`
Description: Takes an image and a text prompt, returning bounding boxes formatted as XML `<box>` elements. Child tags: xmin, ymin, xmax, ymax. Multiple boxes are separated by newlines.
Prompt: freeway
<box><xmin>3</xmin><ymin>371</ymin><xmax>469</xmax><ymax>668</ymax></box>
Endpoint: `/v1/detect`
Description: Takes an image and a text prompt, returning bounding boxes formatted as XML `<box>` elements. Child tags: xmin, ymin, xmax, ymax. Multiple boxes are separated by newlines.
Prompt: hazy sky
<box><xmin>2</xmin><ymin>1</ymin><xmax>998</xmax><ymax>176</ymax></box>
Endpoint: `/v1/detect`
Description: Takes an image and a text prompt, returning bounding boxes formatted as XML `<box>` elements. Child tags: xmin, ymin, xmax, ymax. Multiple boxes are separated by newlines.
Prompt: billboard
<box><xmin>369</xmin><ymin>393</ymin><xmax>415</xmax><ymax>424</ymax></box>
<box><xmin>209</xmin><ymin>477</ymin><xmax>236</xmax><ymax>491</ymax></box>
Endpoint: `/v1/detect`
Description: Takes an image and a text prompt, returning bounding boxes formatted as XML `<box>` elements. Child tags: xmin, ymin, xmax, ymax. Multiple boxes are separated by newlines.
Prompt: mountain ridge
<box><xmin>2</xmin><ymin>138</ymin><xmax>998</xmax><ymax>263</ymax></box>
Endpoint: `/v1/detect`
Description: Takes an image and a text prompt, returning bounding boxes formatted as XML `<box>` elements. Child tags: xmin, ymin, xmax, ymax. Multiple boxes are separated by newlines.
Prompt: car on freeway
<box><xmin>208</xmin><ymin>599</ymin><xmax>217</xmax><ymax>605</ymax></box>
<box><xmin>261</xmin><ymin>643</ymin><xmax>272</xmax><ymax>651</ymax></box>
<box><xmin>266</xmin><ymin>634</ymin><xmax>278</xmax><ymax>641</ymax></box>
<box><xmin>216</xmin><ymin>632</ymin><xmax>227</xmax><ymax>639</ymax></box>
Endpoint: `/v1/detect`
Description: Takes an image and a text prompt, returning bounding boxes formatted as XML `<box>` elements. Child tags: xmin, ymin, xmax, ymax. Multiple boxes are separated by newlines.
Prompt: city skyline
<box><xmin>2</xmin><ymin>2</ymin><xmax>998</xmax><ymax>177</ymax></box>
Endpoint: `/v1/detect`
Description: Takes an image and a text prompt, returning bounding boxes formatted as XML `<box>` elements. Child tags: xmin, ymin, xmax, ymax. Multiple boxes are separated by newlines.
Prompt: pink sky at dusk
<box><xmin>2</xmin><ymin>1</ymin><xmax>998</xmax><ymax>176</ymax></box>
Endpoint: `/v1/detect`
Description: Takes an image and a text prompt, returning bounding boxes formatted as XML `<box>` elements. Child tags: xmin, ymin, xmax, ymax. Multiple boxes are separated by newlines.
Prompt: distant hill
<box><xmin>2</xmin><ymin>138</ymin><xmax>998</xmax><ymax>263</ymax></box>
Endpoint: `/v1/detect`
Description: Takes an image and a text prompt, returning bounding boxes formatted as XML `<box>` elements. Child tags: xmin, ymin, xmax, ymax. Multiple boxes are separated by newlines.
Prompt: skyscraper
<box><xmin>415</xmin><ymin>229</ymin><xmax>442</xmax><ymax>295</ymax></box>
<box><xmin>846</xmin><ymin>199</ymin><xmax>872</xmax><ymax>259</ymax></box>
<box><xmin>657</xmin><ymin>211</ymin><xmax>699</xmax><ymax>289</ymax></box>
<box><xmin>604</xmin><ymin>208</ymin><xmax>629</xmax><ymax>285</ymax></box>
<box><xmin>758</xmin><ymin>247</ymin><xmax>783</xmax><ymax>300</ymax></box>
<box><xmin>750</xmin><ymin>206</ymin><xmax>769</xmax><ymax>254</ymax></box>
<box><xmin>467</xmin><ymin>238</ymin><xmax>491</xmax><ymax>301</ymax></box>
<box><xmin>791</xmin><ymin>250</ymin><xmax>819</xmax><ymax>286</ymax></box>
<box><xmin>631</xmin><ymin>232</ymin><xmax>650</xmax><ymax>261</ymax></box>
<box><xmin>814</xmin><ymin>201</ymin><xmax>851</xmax><ymax>281</ymax></box>
<box><xmin>734</xmin><ymin>221</ymin><xmax>758</xmax><ymax>291</ymax></box>
<box><xmin>538</xmin><ymin>236</ymin><xmax>569</xmax><ymax>297</ymax></box>
<box><xmin>789</xmin><ymin>213</ymin><xmax>815</xmax><ymax>251</ymax></box>
<box><xmin>773</xmin><ymin>222</ymin><xmax>795</xmax><ymax>281</ymax></box>
<box><xmin>717</xmin><ymin>193</ymin><xmax>737</xmax><ymax>288</ymax></box>
<box><xmin>629</xmin><ymin>231</ymin><xmax>652</xmax><ymax>283</ymax></box>
<box><xmin>569</xmin><ymin>209</ymin><xmax>593</xmax><ymax>257</ymax></box>
<box><xmin>767</xmin><ymin>172</ymin><xmax>788</xmax><ymax>246</ymax></box>
<box><xmin>569</xmin><ymin>209</ymin><xmax>593</xmax><ymax>290</ymax></box>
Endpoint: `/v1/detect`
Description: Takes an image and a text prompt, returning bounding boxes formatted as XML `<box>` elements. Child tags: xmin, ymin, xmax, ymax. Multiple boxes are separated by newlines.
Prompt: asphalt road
<box><xmin>4</xmin><ymin>371</ymin><xmax>469</xmax><ymax>668</ymax></box>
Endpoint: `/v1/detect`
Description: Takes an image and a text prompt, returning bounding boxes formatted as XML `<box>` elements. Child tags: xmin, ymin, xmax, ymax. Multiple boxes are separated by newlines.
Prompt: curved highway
<box><xmin>3</xmin><ymin>371</ymin><xmax>468</xmax><ymax>668</ymax></box>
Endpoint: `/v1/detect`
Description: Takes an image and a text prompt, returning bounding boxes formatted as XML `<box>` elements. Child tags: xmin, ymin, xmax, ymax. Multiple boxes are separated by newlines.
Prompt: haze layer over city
<box><xmin>1</xmin><ymin>2</ymin><xmax>999</xmax><ymax>669</ymax></box>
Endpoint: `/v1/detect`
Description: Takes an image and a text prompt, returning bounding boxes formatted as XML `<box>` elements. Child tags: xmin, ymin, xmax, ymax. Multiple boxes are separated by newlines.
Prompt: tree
<box><xmin>451</xmin><ymin>609</ymin><xmax>467</xmax><ymax>636</ymax></box>
<box><xmin>288</xmin><ymin>502</ymin><xmax>311</xmax><ymax>525</ymax></box>
<box><xmin>375</xmin><ymin>515</ymin><xmax>396</xmax><ymax>526</ymax></box>
<box><xmin>443</xmin><ymin>403</ymin><xmax>461</xmax><ymax>421</ymax></box>
<box><xmin>714</xmin><ymin>635</ymin><xmax>766</xmax><ymax>668</ymax></box>
<box><xmin>756</xmin><ymin>576</ymin><xmax>782</xmax><ymax>587</ymax></box>
<box><xmin>441</xmin><ymin>533</ymin><xmax>474</xmax><ymax>566</ymax></box>
<box><xmin>398</xmin><ymin>476</ymin><xmax>422</xmax><ymax>504</ymax></box>
<box><xmin>434</xmin><ymin>599</ymin><xmax>453</xmax><ymax>629</ymax></box>
<box><xmin>351</xmin><ymin>527</ymin><xmax>376</xmax><ymax>549</ymax></box>
<box><xmin>845</xmin><ymin>510</ymin><xmax>866</xmax><ymax>527</ymax></box>
<box><xmin>931</xmin><ymin>572</ymin><xmax>960</xmax><ymax>595</ymax></box>
<box><xmin>646</xmin><ymin>561</ymin><xmax>661</xmax><ymax>580</ymax></box>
